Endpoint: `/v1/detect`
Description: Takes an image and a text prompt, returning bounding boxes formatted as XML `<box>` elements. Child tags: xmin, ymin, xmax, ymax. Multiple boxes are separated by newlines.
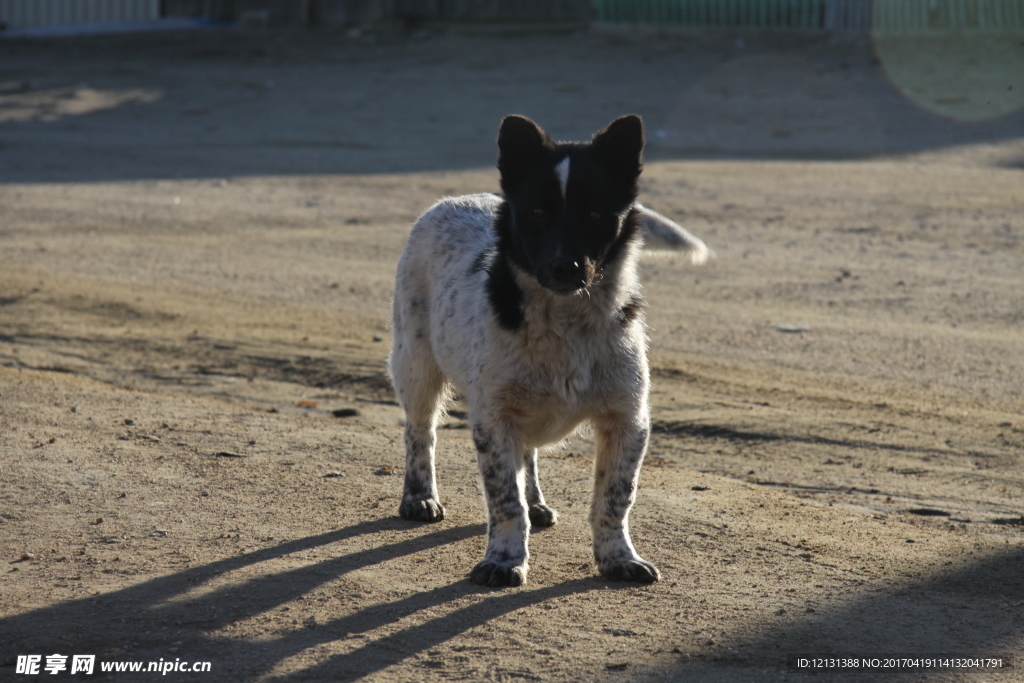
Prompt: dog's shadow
<box><xmin>0</xmin><ymin>516</ymin><xmax>599</xmax><ymax>680</ymax></box>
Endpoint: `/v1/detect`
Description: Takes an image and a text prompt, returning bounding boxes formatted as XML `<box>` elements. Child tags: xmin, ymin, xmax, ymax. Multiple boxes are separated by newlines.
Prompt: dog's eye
<box><xmin>530</xmin><ymin>208</ymin><xmax>545</xmax><ymax>220</ymax></box>
<box><xmin>589</xmin><ymin>210</ymin><xmax>602</xmax><ymax>221</ymax></box>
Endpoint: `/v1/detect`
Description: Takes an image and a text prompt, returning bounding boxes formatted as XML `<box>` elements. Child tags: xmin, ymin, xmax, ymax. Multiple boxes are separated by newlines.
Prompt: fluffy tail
<box><xmin>635</xmin><ymin>204</ymin><xmax>713</xmax><ymax>265</ymax></box>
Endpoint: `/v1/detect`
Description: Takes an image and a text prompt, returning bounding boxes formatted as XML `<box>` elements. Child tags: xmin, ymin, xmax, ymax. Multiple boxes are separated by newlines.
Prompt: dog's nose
<box><xmin>550</xmin><ymin>258</ymin><xmax>581</xmax><ymax>284</ymax></box>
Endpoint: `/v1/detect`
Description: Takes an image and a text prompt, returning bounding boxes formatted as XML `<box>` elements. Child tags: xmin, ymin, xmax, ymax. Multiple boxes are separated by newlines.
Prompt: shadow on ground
<box><xmin>0</xmin><ymin>28</ymin><xmax>1022</xmax><ymax>184</ymax></box>
<box><xmin>0</xmin><ymin>517</ymin><xmax>597</xmax><ymax>680</ymax></box>
<box><xmin>2</xmin><ymin>515</ymin><xmax>1020</xmax><ymax>681</ymax></box>
<box><xmin>640</xmin><ymin>547</ymin><xmax>1023</xmax><ymax>681</ymax></box>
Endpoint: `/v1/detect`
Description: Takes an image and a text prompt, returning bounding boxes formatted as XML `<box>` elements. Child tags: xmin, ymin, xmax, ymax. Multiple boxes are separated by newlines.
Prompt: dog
<box><xmin>388</xmin><ymin>114</ymin><xmax>709</xmax><ymax>587</ymax></box>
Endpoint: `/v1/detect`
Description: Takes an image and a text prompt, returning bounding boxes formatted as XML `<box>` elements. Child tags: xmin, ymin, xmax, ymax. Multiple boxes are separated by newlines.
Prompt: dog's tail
<box><xmin>635</xmin><ymin>204</ymin><xmax>714</xmax><ymax>265</ymax></box>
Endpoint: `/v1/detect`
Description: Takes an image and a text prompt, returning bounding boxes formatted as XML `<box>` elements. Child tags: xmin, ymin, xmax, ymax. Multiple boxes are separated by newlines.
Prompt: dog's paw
<box><xmin>469</xmin><ymin>560</ymin><xmax>527</xmax><ymax>588</ymax></box>
<box><xmin>399</xmin><ymin>497</ymin><xmax>445</xmax><ymax>523</ymax></box>
<box><xmin>599</xmin><ymin>558</ymin><xmax>660</xmax><ymax>584</ymax></box>
<box><xmin>528</xmin><ymin>503</ymin><xmax>558</xmax><ymax>528</ymax></box>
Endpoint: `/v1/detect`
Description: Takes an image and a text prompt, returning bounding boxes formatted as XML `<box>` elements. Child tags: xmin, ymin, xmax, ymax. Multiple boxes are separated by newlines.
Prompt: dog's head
<box><xmin>496</xmin><ymin>115</ymin><xmax>644</xmax><ymax>294</ymax></box>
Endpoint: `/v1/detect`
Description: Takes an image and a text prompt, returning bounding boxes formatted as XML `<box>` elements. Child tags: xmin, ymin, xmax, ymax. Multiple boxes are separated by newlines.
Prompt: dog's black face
<box><xmin>495</xmin><ymin>115</ymin><xmax>644</xmax><ymax>294</ymax></box>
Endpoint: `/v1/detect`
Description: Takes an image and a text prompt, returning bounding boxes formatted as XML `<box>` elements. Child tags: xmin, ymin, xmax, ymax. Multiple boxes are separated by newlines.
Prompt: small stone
<box><xmin>323</xmin><ymin>471</ymin><xmax>345</xmax><ymax>478</ymax></box>
<box><xmin>19</xmin><ymin>552</ymin><xmax>35</xmax><ymax>561</ymax></box>
<box><xmin>200</xmin><ymin>490</ymin><xmax>210</xmax><ymax>496</ymax></box>
<box><xmin>373</xmin><ymin>334</ymin><xmax>384</xmax><ymax>342</ymax></box>
<box><xmin>332</xmin><ymin>408</ymin><xmax>360</xmax><ymax>418</ymax></box>
<box><xmin>124</xmin><ymin>418</ymin><xmax>135</xmax><ymax>425</ymax></box>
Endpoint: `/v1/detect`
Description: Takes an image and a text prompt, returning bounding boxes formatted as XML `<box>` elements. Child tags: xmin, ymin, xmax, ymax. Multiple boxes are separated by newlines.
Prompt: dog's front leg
<box><xmin>469</xmin><ymin>424</ymin><xmax>530</xmax><ymax>587</ymax></box>
<box><xmin>591</xmin><ymin>417</ymin><xmax>660</xmax><ymax>583</ymax></box>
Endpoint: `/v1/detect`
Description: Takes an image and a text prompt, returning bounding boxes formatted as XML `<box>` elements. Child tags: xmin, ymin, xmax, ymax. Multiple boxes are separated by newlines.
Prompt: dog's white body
<box><xmin>397</xmin><ymin>193</ymin><xmax>646</xmax><ymax>445</ymax></box>
<box><xmin>389</xmin><ymin>115</ymin><xmax>708</xmax><ymax>587</ymax></box>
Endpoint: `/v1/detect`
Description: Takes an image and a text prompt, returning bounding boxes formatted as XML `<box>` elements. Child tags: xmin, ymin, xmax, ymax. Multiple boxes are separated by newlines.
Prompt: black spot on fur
<box><xmin>473</xmin><ymin>430</ymin><xmax>493</xmax><ymax>454</ymax></box>
<box><xmin>496</xmin><ymin>489</ymin><xmax>521</xmax><ymax>508</ymax></box>
<box><xmin>619</xmin><ymin>293</ymin><xmax>644</xmax><ymax>327</ymax></box>
<box><xmin>484</xmin><ymin>232</ymin><xmax>525</xmax><ymax>331</ymax></box>
<box><xmin>402</xmin><ymin>474</ymin><xmax>428</xmax><ymax>498</ymax></box>
<box><xmin>490</xmin><ymin>549</ymin><xmax>514</xmax><ymax>563</ymax></box>
<box><xmin>471</xmin><ymin>248</ymin><xmax>493</xmax><ymax>274</ymax></box>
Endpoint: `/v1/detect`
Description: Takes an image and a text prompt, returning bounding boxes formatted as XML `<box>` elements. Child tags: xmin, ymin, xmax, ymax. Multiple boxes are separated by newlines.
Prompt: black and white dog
<box><xmin>389</xmin><ymin>115</ymin><xmax>708</xmax><ymax>587</ymax></box>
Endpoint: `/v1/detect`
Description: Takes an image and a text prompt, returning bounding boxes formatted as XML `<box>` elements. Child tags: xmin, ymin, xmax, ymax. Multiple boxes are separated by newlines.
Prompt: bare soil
<box><xmin>1</xmin><ymin>26</ymin><xmax>1022</xmax><ymax>682</ymax></box>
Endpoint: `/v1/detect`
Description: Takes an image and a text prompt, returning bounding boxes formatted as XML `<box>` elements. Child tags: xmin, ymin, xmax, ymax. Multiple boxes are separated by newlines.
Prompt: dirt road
<box><xmin>1</xmin><ymin>26</ymin><xmax>1022</xmax><ymax>681</ymax></box>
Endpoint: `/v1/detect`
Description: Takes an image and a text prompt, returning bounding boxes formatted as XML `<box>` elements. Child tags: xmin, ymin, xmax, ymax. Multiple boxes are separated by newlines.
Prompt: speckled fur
<box><xmin>389</xmin><ymin>116</ymin><xmax>701</xmax><ymax>587</ymax></box>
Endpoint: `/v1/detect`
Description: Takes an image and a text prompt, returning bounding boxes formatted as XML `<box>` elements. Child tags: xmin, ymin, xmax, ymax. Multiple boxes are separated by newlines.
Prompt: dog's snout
<box><xmin>545</xmin><ymin>258</ymin><xmax>586</xmax><ymax>292</ymax></box>
<box><xmin>551</xmin><ymin>258</ymin><xmax>580</xmax><ymax>282</ymax></box>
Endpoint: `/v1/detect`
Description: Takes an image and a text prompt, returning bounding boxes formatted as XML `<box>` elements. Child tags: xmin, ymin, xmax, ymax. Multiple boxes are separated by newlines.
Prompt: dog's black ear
<box><xmin>592</xmin><ymin>115</ymin><xmax>644</xmax><ymax>176</ymax></box>
<box><xmin>497</xmin><ymin>115</ymin><xmax>553</xmax><ymax>177</ymax></box>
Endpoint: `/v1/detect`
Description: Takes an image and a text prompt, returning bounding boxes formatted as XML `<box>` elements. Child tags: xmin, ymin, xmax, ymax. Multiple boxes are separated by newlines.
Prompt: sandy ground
<box><xmin>1</xmin><ymin>25</ymin><xmax>1023</xmax><ymax>682</ymax></box>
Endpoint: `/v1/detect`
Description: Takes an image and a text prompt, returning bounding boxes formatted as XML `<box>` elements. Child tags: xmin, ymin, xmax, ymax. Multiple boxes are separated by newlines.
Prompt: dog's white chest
<box><xmin>480</xmin><ymin>313</ymin><xmax>638</xmax><ymax>446</ymax></box>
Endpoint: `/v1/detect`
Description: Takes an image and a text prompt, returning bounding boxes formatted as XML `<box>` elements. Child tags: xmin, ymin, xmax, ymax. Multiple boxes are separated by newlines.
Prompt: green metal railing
<box><xmin>592</xmin><ymin>0</ymin><xmax>828</xmax><ymax>28</ymax></box>
<box><xmin>592</xmin><ymin>0</ymin><xmax>1024</xmax><ymax>30</ymax></box>
<box><xmin>873</xmin><ymin>0</ymin><xmax>1024</xmax><ymax>31</ymax></box>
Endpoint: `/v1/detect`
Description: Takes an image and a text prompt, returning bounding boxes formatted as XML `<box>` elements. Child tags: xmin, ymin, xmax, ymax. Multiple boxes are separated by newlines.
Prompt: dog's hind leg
<box><xmin>390</xmin><ymin>330</ymin><xmax>447</xmax><ymax>523</ymax></box>
<box><xmin>524</xmin><ymin>448</ymin><xmax>558</xmax><ymax>528</ymax></box>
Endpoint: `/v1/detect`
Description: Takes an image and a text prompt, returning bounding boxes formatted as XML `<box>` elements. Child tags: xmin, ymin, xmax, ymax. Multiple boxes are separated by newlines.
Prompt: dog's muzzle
<box><xmin>541</xmin><ymin>258</ymin><xmax>588</xmax><ymax>293</ymax></box>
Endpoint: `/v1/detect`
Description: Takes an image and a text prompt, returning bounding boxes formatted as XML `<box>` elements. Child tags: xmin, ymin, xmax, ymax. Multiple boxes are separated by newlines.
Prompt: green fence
<box><xmin>873</xmin><ymin>0</ymin><xmax>1024</xmax><ymax>31</ymax></box>
<box><xmin>592</xmin><ymin>0</ymin><xmax>827</xmax><ymax>28</ymax></box>
<box><xmin>592</xmin><ymin>0</ymin><xmax>1024</xmax><ymax>31</ymax></box>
